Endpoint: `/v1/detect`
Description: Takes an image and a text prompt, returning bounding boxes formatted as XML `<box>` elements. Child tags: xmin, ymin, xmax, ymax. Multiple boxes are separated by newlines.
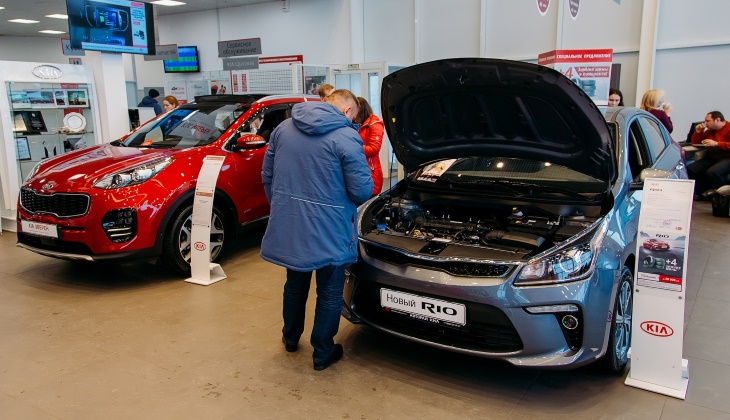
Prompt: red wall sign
<box><xmin>569</xmin><ymin>0</ymin><xmax>580</xmax><ymax>19</ymax></box>
<box><xmin>537</xmin><ymin>0</ymin><xmax>550</xmax><ymax>16</ymax></box>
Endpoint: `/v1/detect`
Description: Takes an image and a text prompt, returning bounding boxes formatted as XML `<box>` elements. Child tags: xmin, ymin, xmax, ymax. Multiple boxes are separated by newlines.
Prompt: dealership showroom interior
<box><xmin>2</xmin><ymin>0</ymin><xmax>730</xmax><ymax>418</ymax></box>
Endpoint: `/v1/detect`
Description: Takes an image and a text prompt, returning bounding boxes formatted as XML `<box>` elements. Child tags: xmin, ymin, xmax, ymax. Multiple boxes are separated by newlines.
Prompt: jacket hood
<box><xmin>139</xmin><ymin>96</ymin><xmax>158</xmax><ymax>106</ymax></box>
<box><xmin>291</xmin><ymin>102</ymin><xmax>356</xmax><ymax>135</ymax></box>
<box><xmin>381</xmin><ymin>58</ymin><xmax>615</xmax><ymax>183</ymax></box>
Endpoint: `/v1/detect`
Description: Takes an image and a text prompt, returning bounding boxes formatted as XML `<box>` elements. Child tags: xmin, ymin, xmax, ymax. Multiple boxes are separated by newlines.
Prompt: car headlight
<box><xmin>25</xmin><ymin>161</ymin><xmax>43</xmax><ymax>182</ymax></box>
<box><xmin>515</xmin><ymin>220</ymin><xmax>606</xmax><ymax>286</ymax></box>
<box><xmin>94</xmin><ymin>157</ymin><xmax>172</xmax><ymax>189</ymax></box>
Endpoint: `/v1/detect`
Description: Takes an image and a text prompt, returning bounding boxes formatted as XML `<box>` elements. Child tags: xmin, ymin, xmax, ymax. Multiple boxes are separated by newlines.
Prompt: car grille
<box><xmin>353</xmin><ymin>282</ymin><xmax>523</xmax><ymax>353</ymax></box>
<box><xmin>20</xmin><ymin>188</ymin><xmax>90</xmax><ymax>218</ymax></box>
<box><xmin>363</xmin><ymin>243</ymin><xmax>513</xmax><ymax>277</ymax></box>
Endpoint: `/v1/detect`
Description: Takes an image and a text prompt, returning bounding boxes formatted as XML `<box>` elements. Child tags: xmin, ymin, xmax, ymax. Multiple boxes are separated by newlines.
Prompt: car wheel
<box><xmin>599</xmin><ymin>266</ymin><xmax>633</xmax><ymax>373</ymax></box>
<box><xmin>162</xmin><ymin>204</ymin><xmax>227</xmax><ymax>275</ymax></box>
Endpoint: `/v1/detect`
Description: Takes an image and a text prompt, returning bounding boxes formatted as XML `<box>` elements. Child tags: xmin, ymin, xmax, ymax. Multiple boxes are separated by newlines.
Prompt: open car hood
<box><xmin>381</xmin><ymin>58</ymin><xmax>615</xmax><ymax>183</ymax></box>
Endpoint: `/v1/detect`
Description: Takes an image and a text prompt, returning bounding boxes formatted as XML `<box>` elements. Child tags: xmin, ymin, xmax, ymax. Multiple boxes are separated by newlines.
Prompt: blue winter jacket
<box><xmin>260</xmin><ymin>102</ymin><xmax>374</xmax><ymax>271</ymax></box>
<box><xmin>138</xmin><ymin>96</ymin><xmax>163</xmax><ymax>115</ymax></box>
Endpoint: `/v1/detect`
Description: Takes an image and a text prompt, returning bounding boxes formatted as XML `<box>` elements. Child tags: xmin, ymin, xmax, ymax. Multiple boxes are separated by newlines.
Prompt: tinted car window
<box><xmin>123</xmin><ymin>103</ymin><xmax>248</xmax><ymax>148</ymax></box>
<box><xmin>638</xmin><ymin>117</ymin><xmax>669</xmax><ymax>161</ymax></box>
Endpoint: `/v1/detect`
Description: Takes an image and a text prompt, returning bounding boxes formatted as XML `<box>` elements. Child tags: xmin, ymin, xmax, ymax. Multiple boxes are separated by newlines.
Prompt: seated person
<box><xmin>688</xmin><ymin>111</ymin><xmax>730</xmax><ymax>196</ymax></box>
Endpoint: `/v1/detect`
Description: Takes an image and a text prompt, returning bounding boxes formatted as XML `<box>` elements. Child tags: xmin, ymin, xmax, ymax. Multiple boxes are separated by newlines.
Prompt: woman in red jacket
<box><xmin>355</xmin><ymin>97</ymin><xmax>385</xmax><ymax>195</ymax></box>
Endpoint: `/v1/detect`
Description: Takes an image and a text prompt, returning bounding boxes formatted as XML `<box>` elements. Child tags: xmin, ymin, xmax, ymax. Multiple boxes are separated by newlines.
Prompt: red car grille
<box><xmin>20</xmin><ymin>188</ymin><xmax>90</xmax><ymax>218</ymax></box>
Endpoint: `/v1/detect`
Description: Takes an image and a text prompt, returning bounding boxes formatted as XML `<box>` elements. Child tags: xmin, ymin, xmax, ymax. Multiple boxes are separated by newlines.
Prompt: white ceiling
<box><xmin>0</xmin><ymin>0</ymin><xmax>278</xmax><ymax>37</ymax></box>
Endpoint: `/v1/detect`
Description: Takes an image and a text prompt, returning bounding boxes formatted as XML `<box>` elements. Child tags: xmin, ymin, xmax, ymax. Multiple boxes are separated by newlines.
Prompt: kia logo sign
<box><xmin>640</xmin><ymin>321</ymin><xmax>674</xmax><ymax>337</ymax></box>
<box><xmin>194</xmin><ymin>242</ymin><xmax>206</xmax><ymax>251</ymax></box>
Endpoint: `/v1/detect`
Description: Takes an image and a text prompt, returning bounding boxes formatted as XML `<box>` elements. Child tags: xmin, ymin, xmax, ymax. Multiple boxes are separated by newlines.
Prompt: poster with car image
<box><xmin>538</xmin><ymin>49</ymin><xmax>613</xmax><ymax>106</ymax></box>
<box><xmin>637</xmin><ymin>231</ymin><xmax>685</xmax><ymax>292</ymax></box>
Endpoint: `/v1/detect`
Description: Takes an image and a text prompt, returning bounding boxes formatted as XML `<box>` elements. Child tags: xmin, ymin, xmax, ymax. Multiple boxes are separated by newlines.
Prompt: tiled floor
<box><xmin>1</xmin><ymin>201</ymin><xmax>729</xmax><ymax>419</ymax></box>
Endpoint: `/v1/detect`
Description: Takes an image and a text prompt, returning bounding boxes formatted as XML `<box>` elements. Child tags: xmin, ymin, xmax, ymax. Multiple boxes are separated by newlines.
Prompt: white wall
<box><xmin>363</xmin><ymin>0</ymin><xmax>415</xmax><ymax>63</ymax></box>
<box><xmin>0</xmin><ymin>36</ymin><xmax>68</xmax><ymax>64</ymax></box>
<box><xmin>417</xmin><ymin>0</ymin><xmax>481</xmax><ymax>62</ymax></box>
<box><xmin>483</xmin><ymin>0</ymin><xmax>558</xmax><ymax>60</ymax></box>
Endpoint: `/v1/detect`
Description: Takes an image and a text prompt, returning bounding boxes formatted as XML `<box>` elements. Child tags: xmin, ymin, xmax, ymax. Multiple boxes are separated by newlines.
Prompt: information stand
<box><xmin>625</xmin><ymin>178</ymin><xmax>694</xmax><ymax>399</ymax></box>
<box><xmin>185</xmin><ymin>155</ymin><xmax>227</xmax><ymax>286</ymax></box>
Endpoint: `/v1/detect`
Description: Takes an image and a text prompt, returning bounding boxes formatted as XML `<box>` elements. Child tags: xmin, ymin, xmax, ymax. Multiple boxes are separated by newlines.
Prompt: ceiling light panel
<box><xmin>39</xmin><ymin>30</ymin><xmax>66</xmax><ymax>34</ymax></box>
<box><xmin>8</xmin><ymin>19</ymin><xmax>40</xmax><ymax>24</ymax></box>
<box><xmin>151</xmin><ymin>0</ymin><xmax>187</xmax><ymax>6</ymax></box>
<box><xmin>46</xmin><ymin>14</ymin><xmax>69</xmax><ymax>19</ymax></box>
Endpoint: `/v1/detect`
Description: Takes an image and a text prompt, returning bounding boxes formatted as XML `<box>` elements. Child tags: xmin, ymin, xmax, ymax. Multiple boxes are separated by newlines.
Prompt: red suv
<box><xmin>17</xmin><ymin>94</ymin><xmax>318</xmax><ymax>273</ymax></box>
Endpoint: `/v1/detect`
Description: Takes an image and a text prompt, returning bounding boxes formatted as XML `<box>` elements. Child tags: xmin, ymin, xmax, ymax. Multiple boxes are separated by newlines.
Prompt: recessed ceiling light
<box><xmin>46</xmin><ymin>14</ymin><xmax>69</xmax><ymax>19</ymax></box>
<box><xmin>39</xmin><ymin>30</ymin><xmax>66</xmax><ymax>34</ymax></box>
<box><xmin>0</xmin><ymin>7</ymin><xmax>5</xmax><ymax>10</ymax></box>
<box><xmin>8</xmin><ymin>19</ymin><xmax>40</xmax><ymax>24</ymax></box>
<box><xmin>151</xmin><ymin>0</ymin><xmax>186</xmax><ymax>6</ymax></box>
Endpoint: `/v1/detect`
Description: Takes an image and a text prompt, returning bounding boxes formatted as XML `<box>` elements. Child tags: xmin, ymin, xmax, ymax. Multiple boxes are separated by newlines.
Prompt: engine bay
<box><xmin>360</xmin><ymin>192</ymin><xmax>602</xmax><ymax>259</ymax></box>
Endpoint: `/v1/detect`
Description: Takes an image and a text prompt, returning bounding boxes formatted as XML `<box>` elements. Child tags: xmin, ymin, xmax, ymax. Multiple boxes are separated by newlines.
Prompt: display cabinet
<box><xmin>6</xmin><ymin>81</ymin><xmax>97</xmax><ymax>182</ymax></box>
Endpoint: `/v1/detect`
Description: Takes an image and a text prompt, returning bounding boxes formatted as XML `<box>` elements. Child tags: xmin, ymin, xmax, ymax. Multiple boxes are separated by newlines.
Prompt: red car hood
<box><xmin>24</xmin><ymin>144</ymin><xmax>196</xmax><ymax>191</ymax></box>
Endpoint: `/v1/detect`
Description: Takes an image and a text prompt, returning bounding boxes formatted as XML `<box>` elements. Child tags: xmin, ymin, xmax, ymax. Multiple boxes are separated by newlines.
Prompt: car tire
<box><xmin>162</xmin><ymin>204</ymin><xmax>227</xmax><ymax>275</ymax></box>
<box><xmin>598</xmin><ymin>266</ymin><xmax>633</xmax><ymax>373</ymax></box>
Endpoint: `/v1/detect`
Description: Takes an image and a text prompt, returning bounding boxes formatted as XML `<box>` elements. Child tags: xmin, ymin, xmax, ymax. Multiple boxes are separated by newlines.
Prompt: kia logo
<box><xmin>640</xmin><ymin>321</ymin><xmax>674</xmax><ymax>337</ymax></box>
<box><xmin>193</xmin><ymin>242</ymin><xmax>206</xmax><ymax>251</ymax></box>
<box><xmin>42</xmin><ymin>183</ymin><xmax>54</xmax><ymax>190</ymax></box>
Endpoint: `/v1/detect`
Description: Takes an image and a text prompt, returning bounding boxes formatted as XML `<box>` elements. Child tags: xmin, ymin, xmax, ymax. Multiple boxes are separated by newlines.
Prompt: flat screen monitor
<box><xmin>164</xmin><ymin>46</ymin><xmax>200</xmax><ymax>73</ymax></box>
<box><xmin>66</xmin><ymin>0</ymin><xmax>156</xmax><ymax>55</ymax></box>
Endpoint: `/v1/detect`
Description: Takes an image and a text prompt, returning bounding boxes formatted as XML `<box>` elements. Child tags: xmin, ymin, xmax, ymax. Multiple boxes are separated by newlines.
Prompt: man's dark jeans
<box><xmin>688</xmin><ymin>157</ymin><xmax>730</xmax><ymax>192</ymax></box>
<box><xmin>282</xmin><ymin>264</ymin><xmax>347</xmax><ymax>363</ymax></box>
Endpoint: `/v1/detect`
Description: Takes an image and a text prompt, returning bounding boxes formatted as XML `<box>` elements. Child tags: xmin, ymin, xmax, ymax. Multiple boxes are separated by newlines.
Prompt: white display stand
<box><xmin>625</xmin><ymin>178</ymin><xmax>694</xmax><ymax>399</ymax></box>
<box><xmin>185</xmin><ymin>155</ymin><xmax>227</xmax><ymax>286</ymax></box>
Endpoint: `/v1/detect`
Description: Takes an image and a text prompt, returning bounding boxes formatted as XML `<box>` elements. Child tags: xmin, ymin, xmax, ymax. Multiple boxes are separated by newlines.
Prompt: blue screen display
<box><xmin>164</xmin><ymin>46</ymin><xmax>200</xmax><ymax>73</ymax></box>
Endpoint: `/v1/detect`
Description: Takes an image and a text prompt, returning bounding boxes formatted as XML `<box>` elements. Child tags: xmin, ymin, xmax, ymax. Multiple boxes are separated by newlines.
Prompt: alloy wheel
<box><xmin>177</xmin><ymin>212</ymin><xmax>225</xmax><ymax>264</ymax></box>
<box><xmin>613</xmin><ymin>276</ymin><xmax>633</xmax><ymax>362</ymax></box>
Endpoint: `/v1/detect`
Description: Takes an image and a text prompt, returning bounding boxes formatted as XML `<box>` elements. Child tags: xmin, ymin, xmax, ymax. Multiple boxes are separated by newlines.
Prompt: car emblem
<box><xmin>41</xmin><ymin>183</ymin><xmax>55</xmax><ymax>191</ymax></box>
<box><xmin>194</xmin><ymin>242</ymin><xmax>206</xmax><ymax>251</ymax></box>
<box><xmin>640</xmin><ymin>321</ymin><xmax>674</xmax><ymax>337</ymax></box>
<box><xmin>32</xmin><ymin>65</ymin><xmax>63</xmax><ymax>80</ymax></box>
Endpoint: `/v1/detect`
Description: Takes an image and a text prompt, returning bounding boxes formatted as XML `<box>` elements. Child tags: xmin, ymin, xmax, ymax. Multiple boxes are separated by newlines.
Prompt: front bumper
<box><xmin>343</xmin><ymin>255</ymin><xmax>619</xmax><ymax>369</ymax></box>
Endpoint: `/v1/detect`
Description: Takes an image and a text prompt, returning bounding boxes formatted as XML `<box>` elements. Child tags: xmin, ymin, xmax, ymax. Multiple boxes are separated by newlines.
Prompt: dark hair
<box><xmin>609</xmin><ymin>88</ymin><xmax>624</xmax><ymax>106</ymax></box>
<box><xmin>355</xmin><ymin>97</ymin><xmax>373</xmax><ymax>125</ymax></box>
<box><xmin>148</xmin><ymin>88</ymin><xmax>160</xmax><ymax>98</ymax></box>
<box><xmin>709</xmin><ymin>111</ymin><xmax>725</xmax><ymax>122</ymax></box>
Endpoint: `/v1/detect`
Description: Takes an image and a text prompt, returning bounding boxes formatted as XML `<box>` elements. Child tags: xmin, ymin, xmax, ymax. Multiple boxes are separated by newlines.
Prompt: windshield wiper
<box><xmin>110</xmin><ymin>140</ymin><xmax>125</xmax><ymax>147</ymax></box>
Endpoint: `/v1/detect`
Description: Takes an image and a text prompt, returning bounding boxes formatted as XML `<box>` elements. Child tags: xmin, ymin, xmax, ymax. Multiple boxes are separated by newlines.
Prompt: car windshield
<box><xmin>411</xmin><ymin>157</ymin><xmax>606</xmax><ymax>197</ymax></box>
<box><xmin>120</xmin><ymin>102</ymin><xmax>248</xmax><ymax>148</ymax></box>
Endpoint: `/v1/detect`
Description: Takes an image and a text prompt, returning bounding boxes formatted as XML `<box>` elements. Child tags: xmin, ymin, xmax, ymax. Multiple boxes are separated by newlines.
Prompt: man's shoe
<box><xmin>282</xmin><ymin>336</ymin><xmax>298</xmax><ymax>353</ymax></box>
<box><xmin>313</xmin><ymin>344</ymin><xmax>343</xmax><ymax>371</ymax></box>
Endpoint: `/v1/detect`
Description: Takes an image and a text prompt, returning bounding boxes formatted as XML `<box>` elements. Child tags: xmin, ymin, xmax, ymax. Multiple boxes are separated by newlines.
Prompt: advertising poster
<box><xmin>637</xmin><ymin>232</ymin><xmax>686</xmax><ymax>292</ymax></box>
<box><xmin>210</xmin><ymin>75</ymin><xmax>232</xmax><ymax>95</ymax></box>
<box><xmin>538</xmin><ymin>49</ymin><xmax>613</xmax><ymax>106</ymax></box>
<box><xmin>15</xmin><ymin>137</ymin><xmax>31</xmax><ymax>160</ymax></box>
<box><xmin>416</xmin><ymin>159</ymin><xmax>456</xmax><ymax>182</ymax></box>
<box><xmin>166</xmin><ymin>81</ymin><xmax>188</xmax><ymax>104</ymax></box>
<box><xmin>231</xmin><ymin>72</ymin><xmax>248</xmax><ymax>94</ymax></box>
<box><xmin>186</xmin><ymin>80</ymin><xmax>209</xmax><ymax>102</ymax></box>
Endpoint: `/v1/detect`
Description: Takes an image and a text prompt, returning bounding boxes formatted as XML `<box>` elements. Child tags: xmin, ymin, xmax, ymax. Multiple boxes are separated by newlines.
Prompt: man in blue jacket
<box><xmin>138</xmin><ymin>88</ymin><xmax>163</xmax><ymax>115</ymax></box>
<box><xmin>261</xmin><ymin>89</ymin><xmax>373</xmax><ymax>371</ymax></box>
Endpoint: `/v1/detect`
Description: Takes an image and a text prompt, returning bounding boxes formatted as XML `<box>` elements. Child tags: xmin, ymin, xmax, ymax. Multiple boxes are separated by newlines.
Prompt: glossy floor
<box><xmin>1</xmin><ymin>202</ymin><xmax>729</xmax><ymax>419</ymax></box>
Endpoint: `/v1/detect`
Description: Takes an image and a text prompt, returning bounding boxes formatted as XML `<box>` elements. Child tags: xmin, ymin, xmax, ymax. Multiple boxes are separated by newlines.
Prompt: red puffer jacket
<box><xmin>358</xmin><ymin>114</ymin><xmax>385</xmax><ymax>195</ymax></box>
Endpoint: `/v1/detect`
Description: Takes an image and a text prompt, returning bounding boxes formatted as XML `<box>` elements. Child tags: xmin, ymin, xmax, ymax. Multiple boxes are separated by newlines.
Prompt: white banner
<box><xmin>625</xmin><ymin>178</ymin><xmax>694</xmax><ymax>399</ymax></box>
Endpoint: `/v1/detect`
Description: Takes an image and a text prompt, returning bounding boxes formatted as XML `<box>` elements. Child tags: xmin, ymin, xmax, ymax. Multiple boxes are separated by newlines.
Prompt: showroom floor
<box><xmin>1</xmin><ymin>201</ymin><xmax>730</xmax><ymax>420</ymax></box>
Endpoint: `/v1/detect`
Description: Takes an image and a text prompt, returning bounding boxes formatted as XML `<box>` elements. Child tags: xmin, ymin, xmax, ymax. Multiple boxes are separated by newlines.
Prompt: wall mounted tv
<box><xmin>66</xmin><ymin>0</ymin><xmax>156</xmax><ymax>55</ymax></box>
<box><xmin>164</xmin><ymin>46</ymin><xmax>200</xmax><ymax>73</ymax></box>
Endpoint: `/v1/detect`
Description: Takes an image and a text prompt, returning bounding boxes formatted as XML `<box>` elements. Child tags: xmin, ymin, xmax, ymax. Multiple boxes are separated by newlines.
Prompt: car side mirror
<box><xmin>630</xmin><ymin>168</ymin><xmax>674</xmax><ymax>191</ymax></box>
<box><xmin>236</xmin><ymin>134</ymin><xmax>266</xmax><ymax>150</ymax></box>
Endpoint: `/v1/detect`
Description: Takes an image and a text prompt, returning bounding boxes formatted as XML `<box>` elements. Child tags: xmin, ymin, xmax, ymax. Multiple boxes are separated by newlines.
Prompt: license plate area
<box><xmin>20</xmin><ymin>220</ymin><xmax>59</xmax><ymax>239</ymax></box>
<box><xmin>380</xmin><ymin>288</ymin><xmax>466</xmax><ymax>326</ymax></box>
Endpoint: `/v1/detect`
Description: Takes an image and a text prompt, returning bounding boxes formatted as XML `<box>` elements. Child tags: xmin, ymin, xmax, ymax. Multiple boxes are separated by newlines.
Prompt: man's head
<box><xmin>317</xmin><ymin>84</ymin><xmax>335</xmax><ymax>100</ymax></box>
<box><xmin>148</xmin><ymin>88</ymin><xmax>160</xmax><ymax>99</ymax></box>
<box><xmin>704</xmin><ymin>111</ymin><xmax>726</xmax><ymax>130</ymax></box>
<box><xmin>325</xmin><ymin>89</ymin><xmax>359</xmax><ymax>122</ymax></box>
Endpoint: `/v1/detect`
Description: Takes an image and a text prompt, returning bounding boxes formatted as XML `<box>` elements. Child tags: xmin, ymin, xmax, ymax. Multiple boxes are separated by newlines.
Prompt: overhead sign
<box><xmin>223</xmin><ymin>57</ymin><xmax>259</xmax><ymax>71</ymax></box>
<box><xmin>218</xmin><ymin>38</ymin><xmax>262</xmax><ymax>58</ymax></box>
<box><xmin>538</xmin><ymin>49</ymin><xmax>613</xmax><ymax>106</ymax></box>
<box><xmin>144</xmin><ymin>44</ymin><xmax>179</xmax><ymax>61</ymax></box>
<box><xmin>61</xmin><ymin>38</ymin><xmax>85</xmax><ymax>56</ymax></box>
<box><xmin>259</xmin><ymin>55</ymin><xmax>303</xmax><ymax>65</ymax></box>
<box><xmin>625</xmin><ymin>178</ymin><xmax>694</xmax><ymax>399</ymax></box>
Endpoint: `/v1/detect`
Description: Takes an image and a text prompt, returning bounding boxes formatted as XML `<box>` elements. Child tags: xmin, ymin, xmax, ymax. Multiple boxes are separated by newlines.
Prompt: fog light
<box><xmin>562</xmin><ymin>314</ymin><xmax>579</xmax><ymax>330</ymax></box>
<box><xmin>101</xmin><ymin>208</ymin><xmax>137</xmax><ymax>243</ymax></box>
